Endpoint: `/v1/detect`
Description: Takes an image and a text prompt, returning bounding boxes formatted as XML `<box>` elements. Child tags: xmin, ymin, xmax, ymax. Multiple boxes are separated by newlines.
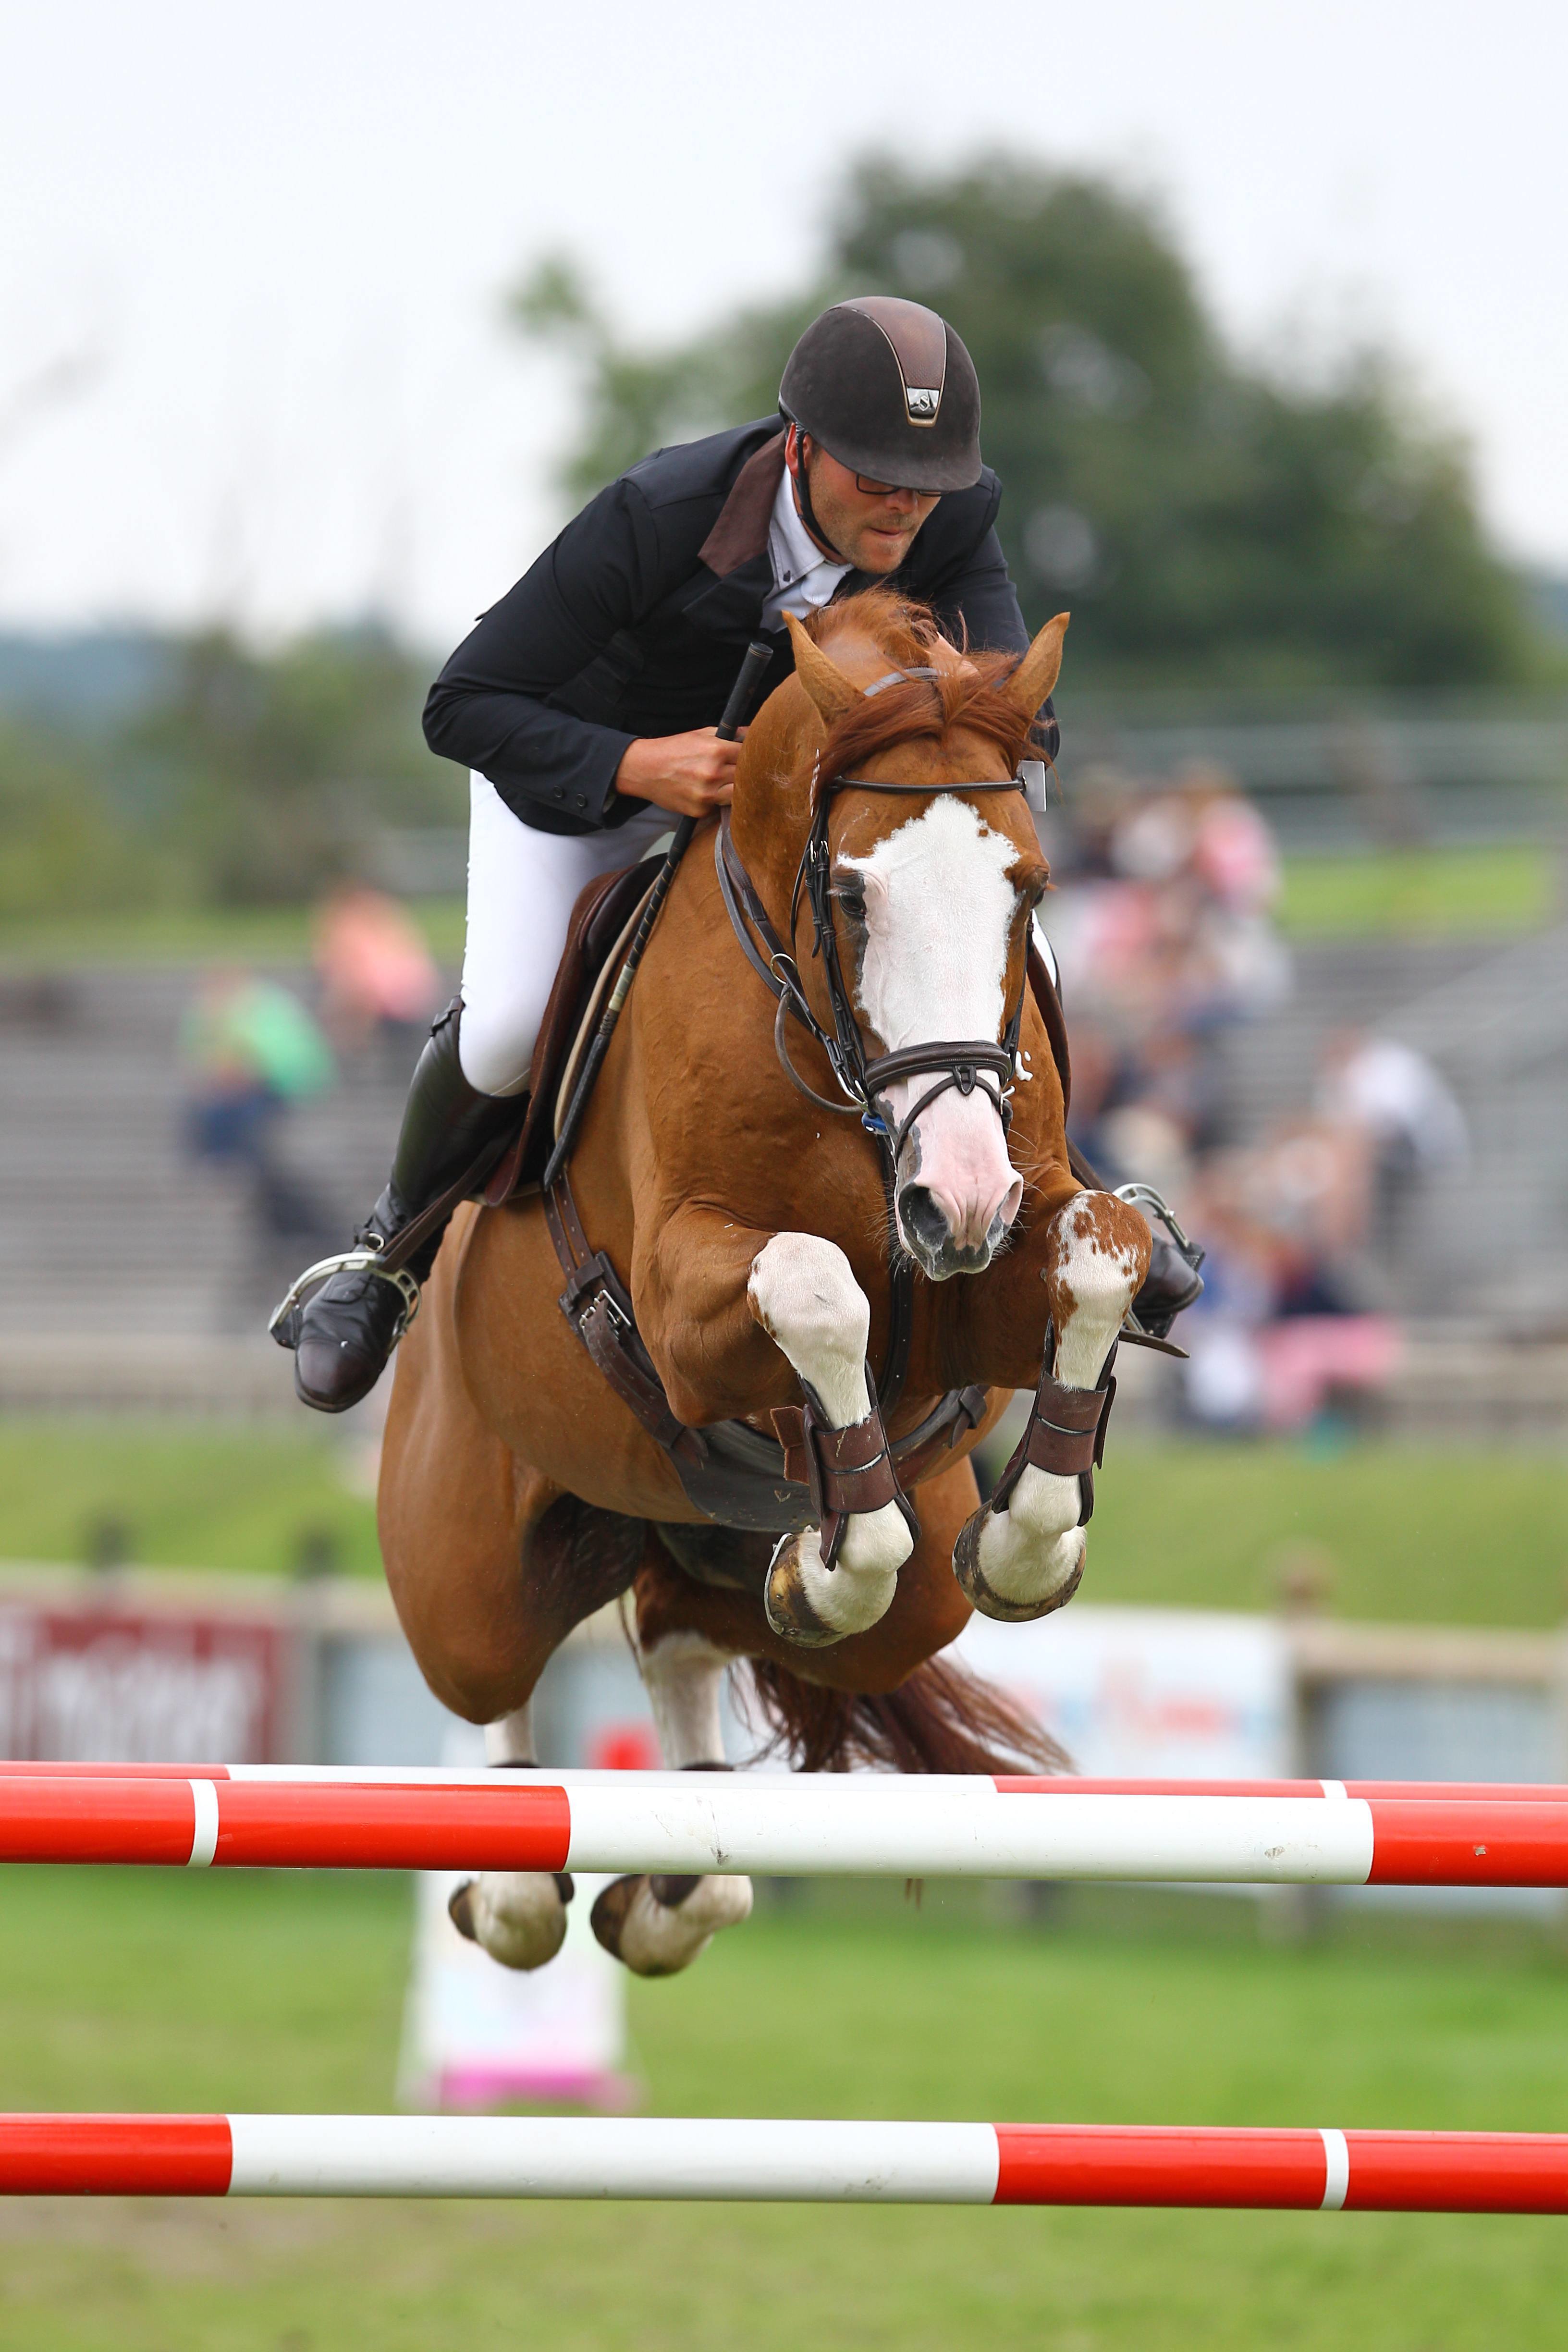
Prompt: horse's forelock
<box><xmin>807</xmin><ymin>591</ymin><xmax>1038</xmax><ymax>790</ymax></box>
<box><xmin>815</xmin><ymin>661</ymin><xmax>1035</xmax><ymax>790</ymax></box>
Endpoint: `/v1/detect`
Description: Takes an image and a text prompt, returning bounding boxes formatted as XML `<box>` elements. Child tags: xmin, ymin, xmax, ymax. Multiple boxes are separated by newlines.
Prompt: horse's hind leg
<box><xmin>588</xmin><ymin>1533</ymin><xmax>754</xmax><ymax>1978</ymax></box>
<box><xmin>380</xmin><ymin>1247</ymin><xmax>643</xmax><ymax>1969</ymax></box>
<box><xmin>955</xmin><ymin>1190</ymin><xmax>1149</xmax><ymax>1620</ymax></box>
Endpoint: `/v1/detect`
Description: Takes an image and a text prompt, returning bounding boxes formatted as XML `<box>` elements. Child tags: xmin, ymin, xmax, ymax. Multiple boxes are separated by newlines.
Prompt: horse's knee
<box><xmin>747</xmin><ymin>1232</ymin><xmax>871</xmax><ymax>1425</ymax></box>
<box><xmin>1045</xmin><ymin>1190</ymin><xmax>1150</xmax><ymax>1386</ymax></box>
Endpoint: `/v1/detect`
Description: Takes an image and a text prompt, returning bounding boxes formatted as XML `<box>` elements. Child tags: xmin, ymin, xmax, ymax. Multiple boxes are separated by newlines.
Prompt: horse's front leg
<box><xmin>955</xmin><ymin>1189</ymin><xmax>1149</xmax><ymax>1621</ymax></box>
<box><xmin>639</xmin><ymin>1213</ymin><xmax>916</xmax><ymax>1649</ymax></box>
<box><xmin>748</xmin><ymin>1232</ymin><xmax>918</xmax><ymax>1645</ymax></box>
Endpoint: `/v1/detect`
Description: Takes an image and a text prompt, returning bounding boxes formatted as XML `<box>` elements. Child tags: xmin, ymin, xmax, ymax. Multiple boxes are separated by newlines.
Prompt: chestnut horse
<box><xmin>378</xmin><ymin>591</ymin><xmax>1150</xmax><ymax>1978</ymax></box>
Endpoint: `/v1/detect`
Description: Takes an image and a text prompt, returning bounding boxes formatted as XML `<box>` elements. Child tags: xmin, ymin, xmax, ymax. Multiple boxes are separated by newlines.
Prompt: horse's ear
<box><xmin>1003</xmin><ymin>612</ymin><xmax>1070</xmax><ymax>721</ymax></box>
<box><xmin>786</xmin><ymin>614</ymin><xmax>862</xmax><ymax>730</ymax></box>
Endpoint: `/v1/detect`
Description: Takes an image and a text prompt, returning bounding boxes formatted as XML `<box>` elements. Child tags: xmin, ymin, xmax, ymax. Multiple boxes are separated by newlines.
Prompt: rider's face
<box><xmin>790</xmin><ymin>431</ymin><xmax>940</xmax><ymax>576</ymax></box>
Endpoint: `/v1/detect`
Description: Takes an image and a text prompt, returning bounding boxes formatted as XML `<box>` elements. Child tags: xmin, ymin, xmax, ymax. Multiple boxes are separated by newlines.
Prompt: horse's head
<box><xmin>737</xmin><ymin>591</ymin><xmax>1066</xmax><ymax>1282</ymax></box>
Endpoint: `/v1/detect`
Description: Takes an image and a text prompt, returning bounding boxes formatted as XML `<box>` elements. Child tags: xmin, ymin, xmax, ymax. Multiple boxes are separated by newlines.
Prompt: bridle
<box><xmin>716</xmin><ymin>664</ymin><xmax>1036</xmax><ymax>1188</ymax></box>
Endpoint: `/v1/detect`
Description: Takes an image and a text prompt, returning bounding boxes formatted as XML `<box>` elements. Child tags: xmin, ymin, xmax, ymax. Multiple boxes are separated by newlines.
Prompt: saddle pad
<box><xmin>484</xmin><ymin>855</ymin><xmax>664</xmax><ymax>1205</ymax></box>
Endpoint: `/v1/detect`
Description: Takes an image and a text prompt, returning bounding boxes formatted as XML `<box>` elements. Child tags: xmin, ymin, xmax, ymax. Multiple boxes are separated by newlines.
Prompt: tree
<box><xmin>513</xmin><ymin>156</ymin><xmax>1543</xmax><ymax>692</ymax></box>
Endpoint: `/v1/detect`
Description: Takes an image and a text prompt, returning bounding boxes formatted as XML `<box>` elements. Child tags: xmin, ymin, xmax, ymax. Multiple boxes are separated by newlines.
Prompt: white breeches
<box><xmin>457</xmin><ymin>772</ymin><xmax>673</xmax><ymax>1097</ymax></box>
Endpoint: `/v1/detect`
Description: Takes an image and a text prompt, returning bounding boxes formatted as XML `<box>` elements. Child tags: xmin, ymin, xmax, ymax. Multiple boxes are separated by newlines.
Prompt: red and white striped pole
<box><xmin>1</xmin><ymin>2115</ymin><xmax>1567</xmax><ymax>2211</ymax></box>
<box><xmin>0</xmin><ymin>1772</ymin><xmax>1564</xmax><ymax>1886</ymax></box>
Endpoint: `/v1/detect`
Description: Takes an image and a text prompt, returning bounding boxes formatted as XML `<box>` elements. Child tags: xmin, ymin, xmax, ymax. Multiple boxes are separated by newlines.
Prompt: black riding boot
<box><xmin>1133</xmin><ymin>1237</ymin><xmax>1206</xmax><ymax>1338</ymax></box>
<box><xmin>270</xmin><ymin>1005</ymin><xmax>520</xmax><ymax>1413</ymax></box>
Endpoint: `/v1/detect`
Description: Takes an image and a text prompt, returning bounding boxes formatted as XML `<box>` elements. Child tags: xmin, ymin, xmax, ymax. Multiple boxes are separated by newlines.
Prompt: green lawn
<box><xmin>0</xmin><ymin>1420</ymin><xmax>385</xmax><ymax>1580</ymax></box>
<box><xmin>0</xmin><ymin>1869</ymin><xmax>1566</xmax><ymax>2349</ymax></box>
<box><xmin>0</xmin><ymin>842</ymin><xmax>1554</xmax><ymax>971</ymax></box>
<box><xmin>0</xmin><ymin>898</ymin><xmax>465</xmax><ymax>969</ymax></box>
<box><xmin>1084</xmin><ymin>1437</ymin><xmax>1568</xmax><ymax>1627</ymax></box>
<box><xmin>1278</xmin><ymin>843</ymin><xmax>1556</xmax><ymax>939</ymax></box>
<box><xmin>2</xmin><ymin>1421</ymin><xmax>1564</xmax><ymax>1629</ymax></box>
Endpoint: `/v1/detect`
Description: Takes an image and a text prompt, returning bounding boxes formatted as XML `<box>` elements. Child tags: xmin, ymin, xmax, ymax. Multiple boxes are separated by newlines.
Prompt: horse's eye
<box><xmin>833</xmin><ymin>878</ymin><xmax>867</xmax><ymax>922</ymax></box>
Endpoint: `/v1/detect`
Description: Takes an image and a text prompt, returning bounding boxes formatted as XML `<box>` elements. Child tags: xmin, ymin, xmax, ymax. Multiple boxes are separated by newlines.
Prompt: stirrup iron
<box><xmin>1113</xmin><ymin>1180</ymin><xmax>1205</xmax><ymax>1356</ymax></box>
<box><xmin>268</xmin><ymin>1236</ymin><xmax>422</xmax><ymax>1345</ymax></box>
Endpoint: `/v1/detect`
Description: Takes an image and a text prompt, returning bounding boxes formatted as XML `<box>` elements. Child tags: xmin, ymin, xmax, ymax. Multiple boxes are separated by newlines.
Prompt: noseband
<box><xmin>716</xmin><ymin>666</ymin><xmax>1033</xmax><ymax>1182</ymax></box>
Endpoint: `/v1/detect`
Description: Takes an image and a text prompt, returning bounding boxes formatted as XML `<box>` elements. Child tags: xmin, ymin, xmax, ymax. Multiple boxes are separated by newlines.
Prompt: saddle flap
<box><xmin>486</xmin><ymin>854</ymin><xmax>666</xmax><ymax>1205</ymax></box>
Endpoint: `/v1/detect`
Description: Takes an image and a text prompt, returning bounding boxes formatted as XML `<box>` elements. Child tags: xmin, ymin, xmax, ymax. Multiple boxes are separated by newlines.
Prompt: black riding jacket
<box><xmin>423</xmin><ymin>417</ymin><xmax>1052</xmax><ymax>836</ymax></box>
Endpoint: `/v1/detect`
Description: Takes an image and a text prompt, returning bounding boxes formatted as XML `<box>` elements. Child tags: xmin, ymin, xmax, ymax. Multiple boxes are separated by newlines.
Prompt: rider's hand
<box><xmin>615</xmin><ymin>727</ymin><xmax>743</xmax><ymax>819</ymax></box>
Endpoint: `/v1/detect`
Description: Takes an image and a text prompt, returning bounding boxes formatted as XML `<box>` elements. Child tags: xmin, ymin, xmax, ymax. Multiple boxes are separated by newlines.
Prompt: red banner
<box><xmin>0</xmin><ymin>1605</ymin><xmax>289</xmax><ymax>1764</ymax></box>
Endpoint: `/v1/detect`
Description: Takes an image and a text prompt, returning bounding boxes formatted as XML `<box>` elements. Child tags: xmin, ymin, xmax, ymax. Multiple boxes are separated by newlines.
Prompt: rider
<box><xmin>274</xmin><ymin>295</ymin><xmax>1197</xmax><ymax>1412</ymax></box>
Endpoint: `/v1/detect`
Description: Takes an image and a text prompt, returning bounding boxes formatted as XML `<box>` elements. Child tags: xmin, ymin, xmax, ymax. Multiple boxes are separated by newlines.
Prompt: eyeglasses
<box><xmin>853</xmin><ymin>474</ymin><xmax>942</xmax><ymax>503</ymax></box>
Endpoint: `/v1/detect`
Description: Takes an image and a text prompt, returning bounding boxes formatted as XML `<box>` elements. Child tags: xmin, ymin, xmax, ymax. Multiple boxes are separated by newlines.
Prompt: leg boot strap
<box><xmin>990</xmin><ymin>1332</ymin><xmax>1118</xmax><ymax>1526</ymax></box>
<box><xmin>771</xmin><ymin>1370</ymin><xmax>919</xmax><ymax>1570</ymax></box>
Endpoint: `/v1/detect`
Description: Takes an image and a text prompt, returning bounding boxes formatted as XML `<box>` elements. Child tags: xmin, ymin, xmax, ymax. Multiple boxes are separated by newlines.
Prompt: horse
<box><xmin>378</xmin><ymin>588</ymin><xmax>1151</xmax><ymax>1979</ymax></box>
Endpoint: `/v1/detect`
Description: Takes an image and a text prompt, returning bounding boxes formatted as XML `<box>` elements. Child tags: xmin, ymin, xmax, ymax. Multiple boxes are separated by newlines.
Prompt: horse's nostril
<box><xmin>898</xmin><ymin>1185</ymin><xmax>951</xmax><ymax>1256</ymax></box>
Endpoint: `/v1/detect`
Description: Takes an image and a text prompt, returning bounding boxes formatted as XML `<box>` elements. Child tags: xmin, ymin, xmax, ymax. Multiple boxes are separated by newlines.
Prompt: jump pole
<box><xmin>7</xmin><ymin>1762</ymin><xmax>1568</xmax><ymax>1803</ymax></box>
<box><xmin>0</xmin><ymin>1772</ymin><xmax>1567</xmax><ymax>1885</ymax></box>
<box><xmin>4</xmin><ymin>2115</ymin><xmax>1568</xmax><ymax>2211</ymax></box>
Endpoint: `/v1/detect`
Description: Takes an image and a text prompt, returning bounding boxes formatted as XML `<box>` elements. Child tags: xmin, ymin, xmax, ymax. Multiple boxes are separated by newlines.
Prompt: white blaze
<box><xmin>847</xmin><ymin>797</ymin><xmax>1024</xmax><ymax>1263</ymax></box>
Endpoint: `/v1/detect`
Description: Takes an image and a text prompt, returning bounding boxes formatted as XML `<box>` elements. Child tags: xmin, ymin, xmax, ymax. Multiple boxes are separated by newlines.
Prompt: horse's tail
<box><xmin>744</xmin><ymin>1652</ymin><xmax>1068</xmax><ymax>1776</ymax></box>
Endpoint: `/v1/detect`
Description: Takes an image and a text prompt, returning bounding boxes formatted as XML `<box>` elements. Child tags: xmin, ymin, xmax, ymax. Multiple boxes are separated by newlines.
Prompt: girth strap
<box><xmin>542</xmin><ymin>1179</ymin><xmax>709</xmax><ymax>1472</ymax></box>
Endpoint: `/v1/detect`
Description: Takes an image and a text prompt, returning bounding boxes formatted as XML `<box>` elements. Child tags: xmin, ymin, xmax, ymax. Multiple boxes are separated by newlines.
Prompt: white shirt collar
<box><xmin>763</xmin><ymin>461</ymin><xmax>852</xmax><ymax>630</ymax></box>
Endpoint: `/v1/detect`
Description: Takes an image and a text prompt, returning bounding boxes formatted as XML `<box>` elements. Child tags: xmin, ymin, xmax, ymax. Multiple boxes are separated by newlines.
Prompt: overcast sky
<box><xmin>1</xmin><ymin>0</ymin><xmax>1562</xmax><ymax>649</ymax></box>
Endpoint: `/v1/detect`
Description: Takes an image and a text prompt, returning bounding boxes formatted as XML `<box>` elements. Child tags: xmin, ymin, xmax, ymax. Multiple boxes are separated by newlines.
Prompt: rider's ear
<box><xmin>787</xmin><ymin>615</ymin><xmax>862</xmax><ymax>730</ymax></box>
<box><xmin>1003</xmin><ymin>612</ymin><xmax>1070</xmax><ymax>720</ymax></box>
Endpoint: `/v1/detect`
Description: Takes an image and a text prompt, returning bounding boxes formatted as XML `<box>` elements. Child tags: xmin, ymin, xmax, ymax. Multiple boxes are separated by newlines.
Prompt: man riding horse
<box><xmin>272</xmin><ymin>295</ymin><xmax>1199</xmax><ymax>1403</ymax></box>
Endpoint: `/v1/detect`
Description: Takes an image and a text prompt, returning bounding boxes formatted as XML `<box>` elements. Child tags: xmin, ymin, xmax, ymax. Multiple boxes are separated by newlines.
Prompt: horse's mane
<box><xmin>805</xmin><ymin>589</ymin><xmax>1045</xmax><ymax>784</ymax></box>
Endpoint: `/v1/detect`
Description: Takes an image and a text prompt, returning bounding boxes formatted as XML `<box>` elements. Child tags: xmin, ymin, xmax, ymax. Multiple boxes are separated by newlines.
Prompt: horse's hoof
<box><xmin>589</xmin><ymin>1871</ymin><xmax>753</xmax><ymax>1977</ymax></box>
<box><xmin>952</xmin><ymin>1505</ymin><xmax>1085</xmax><ymax>1623</ymax></box>
<box><xmin>448</xmin><ymin>1871</ymin><xmax>574</xmax><ymax>1971</ymax></box>
<box><xmin>762</xmin><ymin>1532</ymin><xmax>854</xmax><ymax>1648</ymax></box>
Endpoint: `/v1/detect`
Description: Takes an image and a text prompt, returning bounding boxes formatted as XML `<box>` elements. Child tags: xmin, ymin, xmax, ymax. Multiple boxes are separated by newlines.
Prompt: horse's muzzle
<box><xmin>896</xmin><ymin>1179</ymin><xmax>1022</xmax><ymax>1280</ymax></box>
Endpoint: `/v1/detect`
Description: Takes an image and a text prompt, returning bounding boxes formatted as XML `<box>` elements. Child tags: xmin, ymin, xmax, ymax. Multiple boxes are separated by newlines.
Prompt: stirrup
<box><xmin>1113</xmin><ymin>1180</ymin><xmax>1206</xmax><ymax>1355</ymax></box>
<box><xmin>267</xmin><ymin>1237</ymin><xmax>423</xmax><ymax>1345</ymax></box>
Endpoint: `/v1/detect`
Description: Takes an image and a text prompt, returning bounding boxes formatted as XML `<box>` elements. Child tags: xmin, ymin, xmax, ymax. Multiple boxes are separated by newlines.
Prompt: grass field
<box><xmin>0</xmin><ymin>1868</ymin><xmax>1566</xmax><ymax>2350</ymax></box>
<box><xmin>2</xmin><ymin>1420</ymin><xmax>1563</xmax><ymax>1629</ymax></box>
<box><xmin>1277</xmin><ymin>842</ymin><xmax>1556</xmax><ymax>939</ymax></box>
<box><xmin>0</xmin><ymin>840</ymin><xmax>1556</xmax><ymax>970</ymax></box>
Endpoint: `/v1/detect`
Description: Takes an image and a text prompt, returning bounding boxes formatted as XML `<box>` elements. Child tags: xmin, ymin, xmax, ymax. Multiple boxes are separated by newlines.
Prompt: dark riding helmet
<box><xmin>778</xmin><ymin>297</ymin><xmax>983</xmax><ymax>495</ymax></box>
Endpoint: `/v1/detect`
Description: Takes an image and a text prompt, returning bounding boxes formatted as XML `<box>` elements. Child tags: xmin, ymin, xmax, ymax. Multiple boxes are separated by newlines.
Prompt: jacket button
<box><xmin>552</xmin><ymin>788</ymin><xmax>564</xmax><ymax>800</ymax></box>
<box><xmin>575</xmin><ymin>794</ymin><xmax>587</xmax><ymax>808</ymax></box>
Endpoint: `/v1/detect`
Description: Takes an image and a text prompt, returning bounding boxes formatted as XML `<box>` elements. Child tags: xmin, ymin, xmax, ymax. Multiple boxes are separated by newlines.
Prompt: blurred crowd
<box><xmin>178</xmin><ymin>883</ymin><xmax>441</xmax><ymax>1258</ymax></box>
<box><xmin>1042</xmin><ymin>764</ymin><xmax>1466</xmax><ymax>1435</ymax></box>
<box><xmin>172</xmin><ymin>792</ymin><xmax>1470</xmax><ymax>1437</ymax></box>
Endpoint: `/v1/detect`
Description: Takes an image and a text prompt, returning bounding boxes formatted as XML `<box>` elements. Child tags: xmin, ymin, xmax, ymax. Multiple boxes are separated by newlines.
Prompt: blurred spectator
<box><xmin>1044</xmin><ymin>759</ymin><xmax>1292</xmax><ymax>1188</ymax></box>
<box><xmin>1041</xmin><ymin>764</ymin><xmax>1415</xmax><ymax>1438</ymax></box>
<box><xmin>179</xmin><ymin>968</ymin><xmax>336</xmax><ymax>1243</ymax></box>
<box><xmin>312</xmin><ymin>882</ymin><xmax>441</xmax><ymax>1065</ymax></box>
<box><xmin>1315</xmin><ymin>1029</ymin><xmax>1468</xmax><ymax>1250</ymax></box>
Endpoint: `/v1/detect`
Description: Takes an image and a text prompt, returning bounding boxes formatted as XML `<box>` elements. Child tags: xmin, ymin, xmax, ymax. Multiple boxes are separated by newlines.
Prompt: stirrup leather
<box><xmin>267</xmin><ymin>1236</ymin><xmax>423</xmax><ymax>1345</ymax></box>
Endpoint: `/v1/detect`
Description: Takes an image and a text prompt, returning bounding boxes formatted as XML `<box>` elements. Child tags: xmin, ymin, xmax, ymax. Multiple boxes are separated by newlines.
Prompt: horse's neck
<box><xmin>728</xmin><ymin>782</ymin><xmax>812</xmax><ymax>940</ymax></box>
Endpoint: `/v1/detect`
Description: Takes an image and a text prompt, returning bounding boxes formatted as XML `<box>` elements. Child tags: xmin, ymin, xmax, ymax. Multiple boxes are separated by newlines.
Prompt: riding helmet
<box><xmin>778</xmin><ymin>297</ymin><xmax>983</xmax><ymax>495</ymax></box>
